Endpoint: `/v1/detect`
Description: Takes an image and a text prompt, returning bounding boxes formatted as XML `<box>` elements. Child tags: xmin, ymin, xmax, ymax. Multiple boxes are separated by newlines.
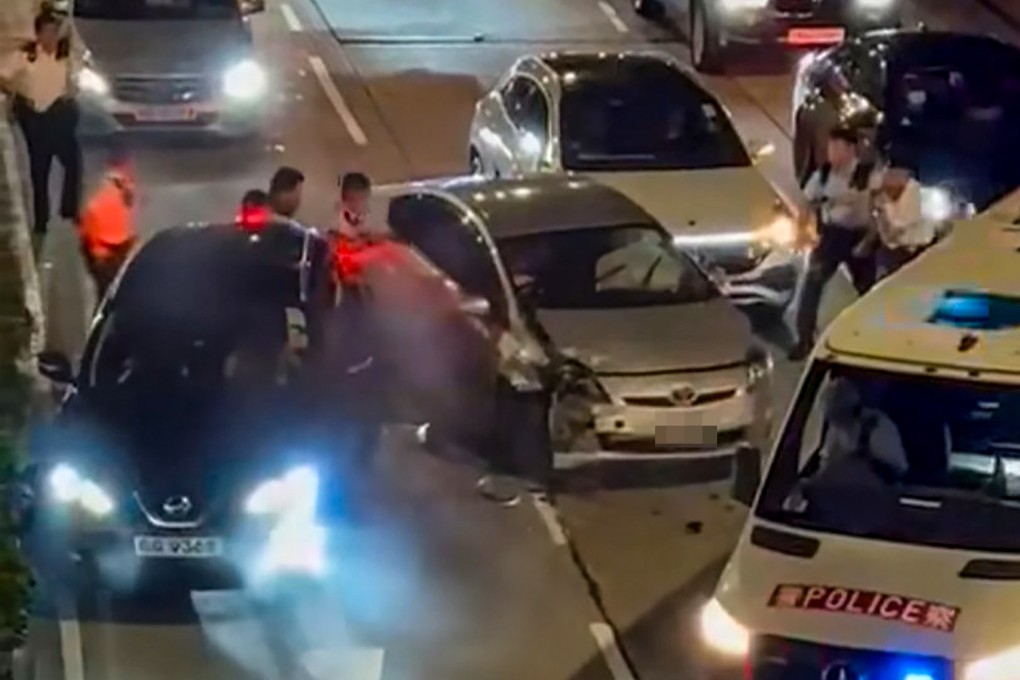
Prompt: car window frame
<box><xmin>500</xmin><ymin>73</ymin><xmax>551</xmax><ymax>144</ymax></box>
<box><xmin>387</xmin><ymin>193</ymin><xmax>510</xmax><ymax>325</ymax></box>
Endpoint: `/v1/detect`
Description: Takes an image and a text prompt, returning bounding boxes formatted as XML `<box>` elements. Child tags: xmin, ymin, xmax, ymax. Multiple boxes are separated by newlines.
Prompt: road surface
<box><xmin>20</xmin><ymin>0</ymin><xmax>1020</xmax><ymax>677</ymax></box>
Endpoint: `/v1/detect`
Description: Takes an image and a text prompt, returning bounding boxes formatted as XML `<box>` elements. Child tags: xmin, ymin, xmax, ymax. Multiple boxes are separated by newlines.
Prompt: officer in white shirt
<box><xmin>790</xmin><ymin>127</ymin><xmax>879</xmax><ymax>360</ymax></box>
<box><xmin>8</xmin><ymin>10</ymin><xmax>81</xmax><ymax>234</ymax></box>
<box><xmin>871</xmin><ymin>167</ymin><xmax>933</xmax><ymax>279</ymax></box>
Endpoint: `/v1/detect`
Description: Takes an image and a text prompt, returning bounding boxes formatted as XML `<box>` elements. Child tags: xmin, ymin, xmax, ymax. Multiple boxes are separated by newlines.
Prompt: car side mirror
<box><xmin>459</xmin><ymin>295</ymin><xmax>491</xmax><ymax>318</ymax></box>
<box><xmin>731</xmin><ymin>445</ymin><xmax>762</xmax><ymax>506</ymax></box>
<box><xmin>749</xmin><ymin>139</ymin><xmax>775</xmax><ymax>163</ymax></box>
<box><xmin>37</xmin><ymin>351</ymin><xmax>74</xmax><ymax>385</ymax></box>
<box><xmin>240</xmin><ymin>0</ymin><xmax>265</xmax><ymax>15</ymax></box>
<box><xmin>46</xmin><ymin>0</ymin><xmax>70</xmax><ymax>15</ymax></box>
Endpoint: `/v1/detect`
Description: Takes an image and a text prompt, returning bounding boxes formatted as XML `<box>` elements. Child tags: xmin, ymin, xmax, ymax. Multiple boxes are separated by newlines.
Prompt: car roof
<box><xmin>821</xmin><ymin>216</ymin><xmax>1020</xmax><ymax>383</ymax></box>
<box><xmin>408</xmin><ymin>175</ymin><xmax>658</xmax><ymax>239</ymax></box>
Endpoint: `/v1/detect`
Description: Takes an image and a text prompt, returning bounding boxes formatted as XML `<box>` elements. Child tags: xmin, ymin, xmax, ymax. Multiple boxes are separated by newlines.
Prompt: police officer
<box><xmin>8</xmin><ymin>10</ymin><xmax>81</xmax><ymax>234</ymax></box>
<box><xmin>789</xmin><ymin>128</ymin><xmax>878</xmax><ymax>361</ymax></box>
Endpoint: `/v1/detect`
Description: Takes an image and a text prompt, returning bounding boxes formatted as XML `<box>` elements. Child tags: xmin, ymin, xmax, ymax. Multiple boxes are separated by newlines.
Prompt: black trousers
<box><xmin>876</xmin><ymin>244</ymin><xmax>923</xmax><ymax>280</ymax></box>
<box><xmin>795</xmin><ymin>225</ymin><xmax>876</xmax><ymax>344</ymax></box>
<box><xmin>15</xmin><ymin>97</ymin><xmax>82</xmax><ymax>233</ymax></box>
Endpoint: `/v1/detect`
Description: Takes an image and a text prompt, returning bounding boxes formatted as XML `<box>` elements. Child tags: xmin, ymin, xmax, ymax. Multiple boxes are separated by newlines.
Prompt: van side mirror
<box><xmin>240</xmin><ymin>0</ymin><xmax>266</xmax><ymax>15</ymax></box>
<box><xmin>37</xmin><ymin>351</ymin><xmax>74</xmax><ymax>385</ymax></box>
<box><xmin>731</xmin><ymin>445</ymin><xmax>762</xmax><ymax>506</ymax></box>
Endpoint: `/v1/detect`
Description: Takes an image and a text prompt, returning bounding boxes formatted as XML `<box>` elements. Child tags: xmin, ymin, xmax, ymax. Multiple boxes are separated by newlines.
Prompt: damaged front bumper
<box><xmin>549</xmin><ymin>364</ymin><xmax>772</xmax><ymax>470</ymax></box>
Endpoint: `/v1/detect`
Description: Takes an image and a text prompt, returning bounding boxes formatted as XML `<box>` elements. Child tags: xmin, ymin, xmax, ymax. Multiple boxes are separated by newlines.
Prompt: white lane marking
<box><xmin>301</xmin><ymin>648</ymin><xmax>385</xmax><ymax>680</ymax></box>
<box><xmin>597</xmin><ymin>1</ymin><xmax>629</xmax><ymax>33</ymax></box>
<box><xmin>530</xmin><ymin>492</ymin><xmax>567</xmax><ymax>546</ymax></box>
<box><xmin>307</xmin><ymin>56</ymin><xmax>369</xmax><ymax>146</ymax></box>
<box><xmin>59</xmin><ymin>618</ymin><xmax>85</xmax><ymax>680</ymax></box>
<box><xmin>280</xmin><ymin>3</ymin><xmax>303</xmax><ymax>32</ymax></box>
<box><xmin>589</xmin><ymin>622</ymin><xmax>636</xmax><ymax>680</ymax></box>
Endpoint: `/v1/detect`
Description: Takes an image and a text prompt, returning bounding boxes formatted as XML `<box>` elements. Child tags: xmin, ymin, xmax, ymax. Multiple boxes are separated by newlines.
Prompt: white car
<box><xmin>703</xmin><ymin>225</ymin><xmax>1020</xmax><ymax>679</ymax></box>
<box><xmin>57</xmin><ymin>0</ymin><xmax>268</xmax><ymax>137</ymax></box>
<box><xmin>468</xmin><ymin>50</ymin><xmax>803</xmax><ymax>320</ymax></box>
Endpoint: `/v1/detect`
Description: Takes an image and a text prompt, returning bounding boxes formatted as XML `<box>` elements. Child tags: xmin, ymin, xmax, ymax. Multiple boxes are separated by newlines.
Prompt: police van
<box><xmin>702</xmin><ymin>221</ymin><xmax>1020</xmax><ymax>680</ymax></box>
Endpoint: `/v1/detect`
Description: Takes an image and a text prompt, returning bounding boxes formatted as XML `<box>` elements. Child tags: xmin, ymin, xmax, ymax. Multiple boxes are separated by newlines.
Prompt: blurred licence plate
<box><xmin>787</xmin><ymin>27</ymin><xmax>845</xmax><ymax>45</ymax></box>
<box><xmin>655</xmin><ymin>426</ymin><xmax>718</xmax><ymax>447</ymax></box>
<box><xmin>134</xmin><ymin>106</ymin><xmax>195</xmax><ymax>122</ymax></box>
<box><xmin>134</xmin><ymin>535</ymin><xmax>223</xmax><ymax>559</ymax></box>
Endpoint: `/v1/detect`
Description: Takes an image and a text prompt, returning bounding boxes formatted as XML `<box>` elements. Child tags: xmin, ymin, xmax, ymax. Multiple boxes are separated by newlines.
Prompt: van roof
<box><xmin>822</xmin><ymin>215</ymin><xmax>1020</xmax><ymax>382</ymax></box>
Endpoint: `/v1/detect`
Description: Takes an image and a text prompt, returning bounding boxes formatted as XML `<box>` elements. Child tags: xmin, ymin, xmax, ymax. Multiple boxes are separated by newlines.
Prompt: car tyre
<box><xmin>633</xmin><ymin>0</ymin><xmax>663</xmax><ymax>20</ymax></box>
<box><xmin>691</xmin><ymin>0</ymin><xmax>725</xmax><ymax>74</ymax></box>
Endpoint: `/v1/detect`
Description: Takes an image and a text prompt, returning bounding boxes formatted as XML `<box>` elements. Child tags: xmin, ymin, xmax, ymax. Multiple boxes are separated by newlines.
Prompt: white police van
<box><xmin>701</xmin><ymin>220</ymin><xmax>1020</xmax><ymax>680</ymax></box>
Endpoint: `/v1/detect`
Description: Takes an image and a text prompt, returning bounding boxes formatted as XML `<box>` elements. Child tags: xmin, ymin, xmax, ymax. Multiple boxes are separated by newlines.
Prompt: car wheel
<box><xmin>633</xmin><ymin>0</ymin><xmax>663</xmax><ymax>20</ymax></box>
<box><xmin>469</xmin><ymin>148</ymin><xmax>485</xmax><ymax>176</ymax></box>
<box><xmin>691</xmin><ymin>0</ymin><xmax>725</xmax><ymax>73</ymax></box>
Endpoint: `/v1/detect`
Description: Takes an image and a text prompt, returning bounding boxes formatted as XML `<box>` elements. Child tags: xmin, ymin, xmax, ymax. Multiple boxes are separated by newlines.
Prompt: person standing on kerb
<box><xmin>788</xmin><ymin>128</ymin><xmax>879</xmax><ymax>361</ymax></box>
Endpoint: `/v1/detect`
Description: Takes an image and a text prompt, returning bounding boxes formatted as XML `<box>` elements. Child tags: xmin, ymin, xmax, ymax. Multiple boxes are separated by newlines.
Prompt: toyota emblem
<box><xmin>820</xmin><ymin>662</ymin><xmax>860</xmax><ymax>680</ymax></box>
<box><xmin>163</xmin><ymin>495</ymin><xmax>192</xmax><ymax>517</ymax></box>
<box><xmin>670</xmin><ymin>384</ymin><xmax>697</xmax><ymax>406</ymax></box>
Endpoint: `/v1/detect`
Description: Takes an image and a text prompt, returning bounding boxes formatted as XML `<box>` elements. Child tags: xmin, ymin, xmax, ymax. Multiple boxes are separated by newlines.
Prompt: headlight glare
<box><xmin>223</xmin><ymin>59</ymin><xmax>267</xmax><ymax>100</ymax></box>
<box><xmin>921</xmin><ymin>186</ymin><xmax>953</xmax><ymax>222</ymax></box>
<box><xmin>244</xmin><ymin>465</ymin><xmax>318</xmax><ymax>519</ymax></box>
<box><xmin>700</xmin><ymin>597</ymin><xmax>750</xmax><ymax>657</ymax></box>
<box><xmin>755</xmin><ymin>214</ymin><xmax>797</xmax><ymax>248</ymax></box>
<box><xmin>77</xmin><ymin>67</ymin><xmax>109</xmax><ymax>96</ymax></box>
<box><xmin>720</xmin><ymin>0</ymin><xmax>767</xmax><ymax>10</ymax></box>
<box><xmin>966</xmin><ymin>644</ymin><xmax>1020</xmax><ymax>680</ymax></box>
<box><xmin>856</xmin><ymin>0</ymin><xmax>894</xmax><ymax>8</ymax></box>
<box><xmin>48</xmin><ymin>464</ymin><xmax>114</xmax><ymax>517</ymax></box>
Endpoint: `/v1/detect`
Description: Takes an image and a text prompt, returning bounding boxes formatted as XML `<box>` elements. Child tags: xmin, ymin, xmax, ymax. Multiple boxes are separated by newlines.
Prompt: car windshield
<box><xmin>757</xmin><ymin>360</ymin><xmax>1020</xmax><ymax>553</ymax></box>
<box><xmin>497</xmin><ymin>224</ymin><xmax>718</xmax><ymax>309</ymax></box>
<box><xmin>885</xmin><ymin>41</ymin><xmax>1020</xmax><ymax>209</ymax></box>
<box><xmin>74</xmin><ymin>0</ymin><xmax>240</xmax><ymax>20</ymax></box>
<box><xmin>559</xmin><ymin>65</ymin><xmax>750</xmax><ymax>172</ymax></box>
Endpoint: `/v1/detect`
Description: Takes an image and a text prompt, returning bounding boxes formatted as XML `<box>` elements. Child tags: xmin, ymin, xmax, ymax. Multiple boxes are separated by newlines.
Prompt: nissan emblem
<box><xmin>163</xmin><ymin>495</ymin><xmax>192</xmax><ymax>517</ymax></box>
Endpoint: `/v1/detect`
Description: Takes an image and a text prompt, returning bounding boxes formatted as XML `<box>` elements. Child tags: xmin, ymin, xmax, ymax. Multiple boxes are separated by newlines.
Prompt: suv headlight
<box><xmin>223</xmin><ymin>59</ymin><xmax>267</xmax><ymax>100</ymax></box>
<box><xmin>244</xmin><ymin>465</ymin><xmax>318</xmax><ymax>519</ymax></box>
<box><xmin>77</xmin><ymin>66</ymin><xmax>109</xmax><ymax>96</ymax></box>
<box><xmin>48</xmin><ymin>463</ymin><xmax>114</xmax><ymax>517</ymax></box>
<box><xmin>700</xmin><ymin>597</ymin><xmax>750</xmax><ymax>657</ymax></box>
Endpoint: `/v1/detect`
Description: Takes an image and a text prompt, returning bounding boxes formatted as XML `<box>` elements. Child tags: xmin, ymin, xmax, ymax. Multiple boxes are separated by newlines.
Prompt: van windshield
<box><xmin>74</xmin><ymin>0</ymin><xmax>240</xmax><ymax>20</ymax></box>
<box><xmin>756</xmin><ymin>361</ymin><xmax>1020</xmax><ymax>552</ymax></box>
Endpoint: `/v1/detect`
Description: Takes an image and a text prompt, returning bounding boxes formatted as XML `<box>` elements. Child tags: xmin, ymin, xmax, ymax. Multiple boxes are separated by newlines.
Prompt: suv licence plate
<box><xmin>134</xmin><ymin>106</ymin><xmax>196</xmax><ymax>123</ymax></box>
<box><xmin>134</xmin><ymin>535</ymin><xmax>223</xmax><ymax>558</ymax></box>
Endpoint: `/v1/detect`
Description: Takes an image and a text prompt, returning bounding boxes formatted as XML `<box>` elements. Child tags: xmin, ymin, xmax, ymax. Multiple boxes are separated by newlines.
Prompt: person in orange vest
<box><xmin>78</xmin><ymin>146</ymin><xmax>137</xmax><ymax>300</ymax></box>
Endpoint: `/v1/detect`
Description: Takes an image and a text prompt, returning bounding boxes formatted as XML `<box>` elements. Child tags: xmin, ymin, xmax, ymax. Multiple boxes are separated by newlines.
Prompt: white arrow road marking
<box><xmin>300</xmin><ymin>647</ymin><xmax>385</xmax><ymax>680</ymax></box>
<box><xmin>192</xmin><ymin>590</ymin><xmax>284</xmax><ymax>679</ymax></box>
<box><xmin>58</xmin><ymin>618</ymin><xmax>85</xmax><ymax>680</ymax></box>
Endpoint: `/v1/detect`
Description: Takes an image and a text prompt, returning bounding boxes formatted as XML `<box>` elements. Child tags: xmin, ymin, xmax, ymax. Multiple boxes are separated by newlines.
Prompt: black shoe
<box><xmin>787</xmin><ymin>340</ymin><xmax>812</xmax><ymax>362</ymax></box>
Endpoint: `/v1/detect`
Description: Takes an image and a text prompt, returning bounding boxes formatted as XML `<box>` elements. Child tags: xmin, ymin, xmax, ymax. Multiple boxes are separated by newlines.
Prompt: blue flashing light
<box><xmin>903</xmin><ymin>673</ymin><xmax>934</xmax><ymax>680</ymax></box>
<box><xmin>928</xmin><ymin>290</ymin><xmax>1020</xmax><ymax>330</ymax></box>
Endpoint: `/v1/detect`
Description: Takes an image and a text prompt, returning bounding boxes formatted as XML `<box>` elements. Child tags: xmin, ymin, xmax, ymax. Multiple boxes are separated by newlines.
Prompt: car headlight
<box><xmin>920</xmin><ymin>186</ymin><xmax>953</xmax><ymax>222</ymax></box>
<box><xmin>77</xmin><ymin>67</ymin><xmax>109</xmax><ymax>96</ymax></box>
<box><xmin>700</xmin><ymin>597</ymin><xmax>750</xmax><ymax>657</ymax></box>
<box><xmin>755</xmin><ymin>213</ymin><xmax>797</xmax><ymax>248</ymax></box>
<box><xmin>223</xmin><ymin>59</ymin><xmax>267</xmax><ymax>100</ymax></box>
<box><xmin>966</xmin><ymin>644</ymin><xmax>1020</xmax><ymax>680</ymax></box>
<box><xmin>720</xmin><ymin>0</ymin><xmax>767</xmax><ymax>10</ymax></box>
<box><xmin>48</xmin><ymin>463</ymin><xmax>114</xmax><ymax>517</ymax></box>
<box><xmin>856</xmin><ymin>0</ymin><xmax>895</xmax><ymax>9</ymax></box>
<box><xmin>244</xmin><ymin>465</ymin><xmax>318</xmax><ymax>519</ymax></box>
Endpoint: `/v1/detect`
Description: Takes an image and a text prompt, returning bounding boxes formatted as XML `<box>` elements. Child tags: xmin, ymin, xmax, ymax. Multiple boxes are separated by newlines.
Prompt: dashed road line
<box><xmin>59</xmin><ymin>618</ymin><xmax>85</xmax><ymax>680</ymax></box>
<box><xmin>598</xmin><ymin>1</ymin><xmax>630</xmax><ymax>33</ymax></box>
<box><xmin>280</xmin><ymin>3</ymin><xmax>304</xmax><ymax>32</ymax></box>
<box><xmin>590</xmin><ymin>622</ymin><xmax>637</xmax><ymax>680</ymax></box>
<box><xmin>307</xmin><ymin>56</ymin><xmax>369</xmax><ymax>146</ymax></box>
<box><xmin>530</xmin><ymin>492</ymin><xmax>568</xmax><ymax>546</ymax></box>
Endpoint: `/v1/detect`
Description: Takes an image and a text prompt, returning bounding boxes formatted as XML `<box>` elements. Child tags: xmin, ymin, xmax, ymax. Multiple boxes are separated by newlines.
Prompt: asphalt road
<box><xmin>20</xmin><ymin>0</ymin><xmax>1020</xmax><ymax>678</ymax></box>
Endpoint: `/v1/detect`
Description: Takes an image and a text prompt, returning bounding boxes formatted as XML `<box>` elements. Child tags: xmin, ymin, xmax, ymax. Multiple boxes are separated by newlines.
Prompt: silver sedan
<box><xmin>467</xmin><ymin>50</ymin><xmax>804</xmax><ymax>317</ymax></box>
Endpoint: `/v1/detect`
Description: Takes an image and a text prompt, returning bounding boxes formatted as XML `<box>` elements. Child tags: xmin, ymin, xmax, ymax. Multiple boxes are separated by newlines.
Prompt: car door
<box><xmin>371</xmin><ymin>193</ymin><xmax>504</xmax><ymax>446</ymax></box>
<box><xmin>498</xmin><ymin>74</ymin><xmax>553</xmax><ymax>176</ymax></box>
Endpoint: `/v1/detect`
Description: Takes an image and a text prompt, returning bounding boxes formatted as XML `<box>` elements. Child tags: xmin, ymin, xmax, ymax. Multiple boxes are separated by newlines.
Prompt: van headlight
<box><xmin>223</xmin><ymin>59</ymin><xmax>267</xmax><ymax>100</ymax></box>
<box><xmin>700</xmin><ymin>597</ymin><xmax>750</xmax><ymax>657</ymax></box>
<box><xmin>966</xmin><ymin>645</ymin><xmax>1020</xmax><ymax>680</ymax></box>
<box><xmin>77</xmin><ymin>67</ymin><xmax>110</xmax><ymax>96</ymax></box>
<box><xmin>48</xmin><ymin>463</ymin><xmax>115</xmax><ymax>517</ymax></box>
<box><xmin>244</xmin><ymin>465</ymin><xmax>318</xmax><ymax>519</ymax></box>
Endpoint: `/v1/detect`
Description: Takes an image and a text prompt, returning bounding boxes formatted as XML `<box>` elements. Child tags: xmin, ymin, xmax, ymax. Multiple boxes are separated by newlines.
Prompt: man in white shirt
<box><xmin>6</xmin><ymin>9</ymin><xmax>81</xmax><ymax>234</ymax></box>
<box><xmin>872</xmin><ymin>167</ymin><xmax>934</xmax><ymax>279</ymax></box>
